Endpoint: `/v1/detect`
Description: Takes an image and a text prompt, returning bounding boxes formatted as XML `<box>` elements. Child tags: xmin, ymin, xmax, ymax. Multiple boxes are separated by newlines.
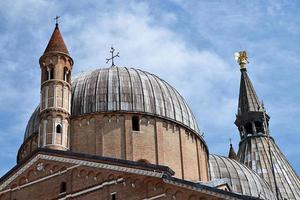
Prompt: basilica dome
<box><xmin>22</xmin><ymin>66</ymin><xmax>208</xmax><ymax>182</ymax></box>
<box><xmin>209</xmin><ymin>154</ymin><xmax>276</xmax><ymax>199</ymax></box>
<box><xmin>24</xmin><ymin>66</ymin><xmax>200</xmax><ymax>140</ymax></box>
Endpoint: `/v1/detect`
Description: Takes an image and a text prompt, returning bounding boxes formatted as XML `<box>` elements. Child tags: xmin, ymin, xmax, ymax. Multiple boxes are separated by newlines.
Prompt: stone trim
<box><xmin>142</xmin><ymin>193</ymin><xmax>166</xmax><ymax>200</ymax></box>
<box><xmin>0</xmin><ymin>153</ymin><xmax>164</xmax><ymax>191</ymax></box>
<box><xmin>162</xmin><ymin>177</ymin><xmax>257</xmax><ymax>200</ymax></box>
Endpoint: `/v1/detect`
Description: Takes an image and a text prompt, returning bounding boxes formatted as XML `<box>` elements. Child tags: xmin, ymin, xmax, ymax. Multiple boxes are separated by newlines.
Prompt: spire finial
<box><xmin>54</xmin><ymin>15</ymin><xmax>60</xmax><ymax>27</ymax></box>
<box><xmin>106</xmin><ymin>46</ymin><xmax>120</xmax><ymax>67</ymax></box>
<box><xmin>234</xmin><ymin>50</ymin><xmax>249</xmax><ymax>70</ymax></box>
<box><xmin>228</xmin><ymin>138</ymin><xmax>238</xmax><ymax>160</ymax></box>
<box><xmin>42</xmin><ymin>16</ymin><xmax>69</xmax><ymax>55</ymax></box>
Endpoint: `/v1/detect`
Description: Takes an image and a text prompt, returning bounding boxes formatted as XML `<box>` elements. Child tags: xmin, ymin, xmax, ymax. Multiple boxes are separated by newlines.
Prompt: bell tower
<box><xmin>38</xmin><ymin>22</ymin><xmax>73</xmax><ymax>150</ymax></box>
<box><xmin>234</xmin><ymin>51</ymin><xmax>300</xmax><ymax>199</ymax></box>
<box><xmin>234</xmin><ymin>51</ymin><xmax>269</xmax><ymax>140</ymax></box>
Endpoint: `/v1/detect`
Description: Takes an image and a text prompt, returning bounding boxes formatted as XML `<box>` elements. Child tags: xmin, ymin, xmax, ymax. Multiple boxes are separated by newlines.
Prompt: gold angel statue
<box><xmin>234</xmin><ymin>51</ymin><xmax>249</xmax><ymax>69</ymax></box>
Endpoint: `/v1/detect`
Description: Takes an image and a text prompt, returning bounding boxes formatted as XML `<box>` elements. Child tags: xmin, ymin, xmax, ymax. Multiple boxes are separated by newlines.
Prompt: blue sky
<box><xmin>0</xmin><ymin>0</ymin><xmax>300</xmax><ymax>177</ymax></box>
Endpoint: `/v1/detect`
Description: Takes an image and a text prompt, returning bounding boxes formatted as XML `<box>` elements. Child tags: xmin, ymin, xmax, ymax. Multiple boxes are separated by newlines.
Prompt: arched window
<box><xmin>245</xmin><ymin>122</ymin><xmax>253</xmax><ymax>135</ymax></box>
<box><xmin>255</xmin><ymin>121</ymin><xmax>264</xmax><ymax>133</ymax></box>
<box><xmin>111</xmin><ymin>192</ymin><xmax>117</xmax><ymax>200</ymax></box>
<box><xmin>42</xmin><ymin>68</ymin><xmax>48</xmax><ymax>82</ymax></box>
<box><xmin>49</xmin><ymin>68</ymin><xmax>54</xmax><ymax>80</ymax></box>
<box><xmin>60</xmin><ymin>182</ymin><xmax>66</xmax><ymax>193</ymax></box>
<box><xmin>56</xmin><ymin>124</ymin><xmax>62</xmax><ymax>133</ymax></box>
<box><xmin>63</xmin><ymin>67</ymin><xmax>68</xmax><ymax>81</ymax></box>
<box><xmin>132</xmin><ymin>116</ymin><xmax>140</xmax><ymax>131</ymax></box>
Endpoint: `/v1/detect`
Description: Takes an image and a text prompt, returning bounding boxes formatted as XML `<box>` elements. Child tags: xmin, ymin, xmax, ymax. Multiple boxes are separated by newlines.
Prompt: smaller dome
<box><xmin>209</xmin><ymin>154</ymin><xmax>276</xmax><ymax>200</ymax></box>
<box><xmin>24</xmin><ymin>106</ymin><xmax>39</xmax><ymax>140</ymax></box>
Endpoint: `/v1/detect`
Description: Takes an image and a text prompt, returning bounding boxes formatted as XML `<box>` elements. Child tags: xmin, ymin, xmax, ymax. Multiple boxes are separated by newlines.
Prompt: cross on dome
<box><xmin>106</xmin><ymin>46</ymin><xmax>120</xmax><ymax>67</ymax></box>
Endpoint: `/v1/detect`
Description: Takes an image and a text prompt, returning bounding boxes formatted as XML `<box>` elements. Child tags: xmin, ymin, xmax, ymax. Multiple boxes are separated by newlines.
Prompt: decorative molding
<box><xmin>0</xmin><ymin>153</ymin><xmax>164</xmax><ymax>191</ymax></box>
<box><xmin>163</xmin><ymin>178</ymin><xmax>239</xmax><ymax>200</ymax></box>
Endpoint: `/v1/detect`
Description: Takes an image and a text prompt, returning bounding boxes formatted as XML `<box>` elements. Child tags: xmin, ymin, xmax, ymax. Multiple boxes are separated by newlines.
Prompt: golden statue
<box><xmin>234</xmin><ymin>51</ymin><xmax>249</xmax><ymax>69</ymax></box>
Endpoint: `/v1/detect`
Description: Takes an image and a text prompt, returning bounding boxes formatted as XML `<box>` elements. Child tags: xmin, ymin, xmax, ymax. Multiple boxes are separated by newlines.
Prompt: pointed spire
<box><xmin>238</xmin><ymin>70</ymin><xmax>262</xmax><ymax>114</ymax></box>
<box><xmin>43</xmin><ymin>23</ymin><xmax>69</xmax><ymax>55</ymax></box>
<box><xmin>234</xmin><ymin>51</ymin><xmax>262</xmax><ymax>115</ymax></box>
<box><xmin>228</xmin><ymin>139</ymin><xmax>237</xmax><ymax>160</ymax></box>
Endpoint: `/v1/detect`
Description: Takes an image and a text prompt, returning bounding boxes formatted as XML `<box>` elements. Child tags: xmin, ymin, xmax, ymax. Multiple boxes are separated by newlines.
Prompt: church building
<box><xmin>0</xmin><ymin>22</ymin><xmax>299</xmax><ymax>200</ymax></box>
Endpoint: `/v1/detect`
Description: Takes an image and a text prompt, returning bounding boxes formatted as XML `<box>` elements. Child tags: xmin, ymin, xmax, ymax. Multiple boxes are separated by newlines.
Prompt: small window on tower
<box><xmin>67</xmin><ymin>71</ymin><xmax>71</xmax><ymax>83</ymax></box>
<box><xmin>111</xmin><ymin>192</ymin><xmax>117</xmax><ymax>200</ymax></box>
<box><xmin>49</xmin><ymin>68</ymin><xmax>54</xmax><ymax>80</ymax></box>
<box><xmin>63</xmin><ymin>67</ymin><xmax>68</xmax><ymax>81</ymax></box>
<box><xmin>56</xmin><ymin>124</ymin><xmax>62</xmax><ymax>133</ymax></box>
<box><xmin>60</xmin><ymin>182</ymin><xmax>67</xmax><ymax>193</ymax></box>
<box><xmin>255</xmin><ymin>121</ymin><xmax>264</xmax><ymax>133</ymax></box>
<box><xmin>132</xmin><ymin>116</ymin><xmax>140</xmax><ymax>131</ymax></box>
<box><xmin>245</xmin><ymin>122</ymin><xmax>253</xmax><ymax>135</ymax></box>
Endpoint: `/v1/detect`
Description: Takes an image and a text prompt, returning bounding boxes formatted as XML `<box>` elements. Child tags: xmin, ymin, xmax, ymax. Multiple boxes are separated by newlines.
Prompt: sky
<box><xmin>0</xmin><ymin>0</ymin><xmax>300</xmax><ymax>177</ymax></box>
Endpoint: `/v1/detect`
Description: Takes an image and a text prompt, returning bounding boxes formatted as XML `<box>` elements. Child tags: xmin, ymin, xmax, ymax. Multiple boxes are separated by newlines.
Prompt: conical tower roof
<box><xmin>43</xmin><ymin>24</ymin><xmax>69</xmax><ymax>55</ymax></box>
<box><xmin>238</xmin><ymin>137</ymin><xmax>300</xmax><ymax>199</ymax></box>
<box><xmin>228</xmin><ymin>143</ymin><xmax>237</xmax><ymax>160</ymax></box>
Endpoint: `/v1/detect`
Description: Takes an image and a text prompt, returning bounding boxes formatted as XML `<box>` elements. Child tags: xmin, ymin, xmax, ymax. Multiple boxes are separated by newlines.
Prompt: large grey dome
<box><xmin>209</xmin><ymin>154</ymin><xmax>276</xmax><ymax>199</ymax></box>
<box><xmin>24</xmin><ymin>67</ymin><xmax>200</xmax><ymax>140</ymax></box>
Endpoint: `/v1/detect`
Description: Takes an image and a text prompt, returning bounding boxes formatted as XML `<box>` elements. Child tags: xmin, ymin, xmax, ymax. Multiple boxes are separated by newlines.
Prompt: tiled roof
<box><xmin>43</xmin><ymin>25</ymin><xmax>69</xmax><ymax>55</ymax></box>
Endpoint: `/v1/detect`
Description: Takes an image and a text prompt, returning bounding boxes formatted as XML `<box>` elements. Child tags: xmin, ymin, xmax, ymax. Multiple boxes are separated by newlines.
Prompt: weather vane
<box><xmin>106</xmin><ymin>46</ymin><xmax>120</xmax><ymax>67</ymax></box>
<box><xmin>54</xmin><ymin>15</ymin><xmax>60</xmax><ymax>27</ymax></box>
<box><xmin>234</xmin><ymin>50</ymin><xmax>249</xmax><ymax>70</ymax></box>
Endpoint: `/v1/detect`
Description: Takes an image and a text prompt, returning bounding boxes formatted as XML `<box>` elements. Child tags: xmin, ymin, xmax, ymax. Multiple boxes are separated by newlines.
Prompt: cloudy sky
<box><xmin>0</xmin><ymin>0</ymin><xmax>300</xmax><ymax>177</ymax></box>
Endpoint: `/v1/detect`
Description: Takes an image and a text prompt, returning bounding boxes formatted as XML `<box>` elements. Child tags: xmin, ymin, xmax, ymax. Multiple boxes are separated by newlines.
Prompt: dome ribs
<box><xmin>93</xmin><ymin>70</ymin><xmax>100</xmax><ymax>112</ymax></box>
<box><xmin>166</xmin><ymin>83</ymin><xmax>185</xmax><ymax>126</ymax></box>
<box><xmin>173</xmin><ymin>89</ymin><xmax>191</xmax><ymax>129</ymax></box>
<box><xmin>135</xmin><ymin>69</ymin><xmax>155</xmax><ymax>114</ymax></box>
<box><xmin>123</xmin><ymin>67</ymin><xmax>134</xmax><ymax>111</ymax></box>
<box><xmin>158</xmin><ymin>78</ymin><xmax>176</xmax><ymax>121</ymax></box>
<box><xmin>131</xmin><ymin>68</ymin><xmax>146</xmax><ymax>113</ymax></box>
<box><xmin>237</xmin><ymin>135</ymin><xmax>300</xmax><ymax>199</ymax></box>
<box><xmin>138</xmin><ymin>69</ymin><xmax>157</xmax><ymax>115</ymax></box>
<box><xmin>116</xmin><ymin>67</ymin><xmax>121</xmax><ymax>111</ymax></box>
<box><xmin>128</xmin><ymin>68</ymin><xmax>144</xmax><ymax>112</ymax></box>
<box><xmin>144</xmin><ymin>71</ymin><xmax>166</xmax><ymax>116</ymax></box>
<box><xmin>71</xmin><ymin>76</ymin><xmax>79</xmax><ymax>115</ymax></box>
<box><xmin>152</xmin><ymin>74</ymin><xmax>174</xmax><ymax>120</ymax></box>
<box><xmin>259</xmin><ymin>137</ymin><xmax>290</xmax><ymax>198</ymax></box>
<box><xmin>209</xmin><ymin>154</ymin><xmax>276</xmax><ymax>199</ymax></box>
<box><xmin>107</xmin><ymin>67</ymin><xmax>120</xmax><ymax>111</ymax></box>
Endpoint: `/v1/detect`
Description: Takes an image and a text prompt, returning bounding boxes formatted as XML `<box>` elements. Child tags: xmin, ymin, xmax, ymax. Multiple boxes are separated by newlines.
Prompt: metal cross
<box><xmin>106</xmin><ymin>46</ymin><xmax>120</xmax><ymax>67</ymax></box>
<box><xmin>54</xmin><ymin>16</ymin><xmax>60</xmax><ymax>26</ymax></box>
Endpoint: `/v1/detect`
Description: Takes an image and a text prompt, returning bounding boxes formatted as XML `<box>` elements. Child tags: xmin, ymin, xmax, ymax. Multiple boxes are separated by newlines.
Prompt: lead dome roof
<box><xmin>24</xmin><ymin>67</ymin><xmax>200</xmax><ymax>140</ymax></box>
<box><xmin>209</xmin><ymin>154</ymin><xmax>276</xmax><ymax>200</ymax></box>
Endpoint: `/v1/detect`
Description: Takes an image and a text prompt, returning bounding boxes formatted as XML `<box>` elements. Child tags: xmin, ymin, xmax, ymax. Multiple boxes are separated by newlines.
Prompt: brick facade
<box><xmin>0</xmin><ymin>150</ymin><xmax>252</xmax><ymax>200</ymax></box>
